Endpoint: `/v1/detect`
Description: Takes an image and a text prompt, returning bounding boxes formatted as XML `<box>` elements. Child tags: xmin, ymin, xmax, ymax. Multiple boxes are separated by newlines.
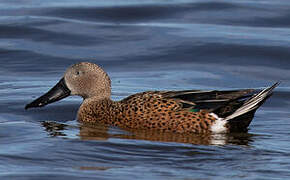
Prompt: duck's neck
<box><xmin>83</xmin><ymin>96</ymin><xmax>111</xmax><ymax>104</ymax></box>
<box><xmin>81</xmin><ymin>88</ymin><xmax>111</xmax><ymax>100</ymax></box>
<box><xmin>77</xmin><ymin>97</ymin><xmax>118</xmax><ymax>123</ymax></box>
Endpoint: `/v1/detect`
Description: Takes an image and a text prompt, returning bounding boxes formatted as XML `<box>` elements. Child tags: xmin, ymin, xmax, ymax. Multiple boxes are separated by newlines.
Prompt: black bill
<box><xmin>25</xmin><ymin>78</ymin><xmax>71</xmax><ymax>110</ymax></box>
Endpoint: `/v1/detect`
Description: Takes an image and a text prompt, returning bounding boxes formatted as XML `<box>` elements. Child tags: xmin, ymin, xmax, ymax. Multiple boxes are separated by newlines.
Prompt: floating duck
<box><xmin>25</xmin><ymin>62</ymin><xmax>279</xmax><ymax>134</ymax></box>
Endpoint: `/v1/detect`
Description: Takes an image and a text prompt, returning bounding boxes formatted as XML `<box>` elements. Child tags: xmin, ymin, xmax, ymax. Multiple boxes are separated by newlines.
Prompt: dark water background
<box><xmin>1</xmin><ymin>0</ymin><xmax>290</xmax><ymax>179</ymax></box>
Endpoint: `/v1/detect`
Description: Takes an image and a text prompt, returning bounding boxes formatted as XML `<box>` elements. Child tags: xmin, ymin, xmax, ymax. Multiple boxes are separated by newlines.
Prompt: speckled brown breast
<box><xmin>77</xmin><ymin>91</ymin><xmax>218</xmax><ymax>133</ymax></box>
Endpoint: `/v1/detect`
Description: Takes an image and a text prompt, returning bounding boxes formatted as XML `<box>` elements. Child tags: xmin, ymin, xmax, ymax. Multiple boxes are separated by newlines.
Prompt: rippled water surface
<box><xmin>1</xmin><ymin>0</ymin><xmax>290</xmax><ymax>179</ymax></box>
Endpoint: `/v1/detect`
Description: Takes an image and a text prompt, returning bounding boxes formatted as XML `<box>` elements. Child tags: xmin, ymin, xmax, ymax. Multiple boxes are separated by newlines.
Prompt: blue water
<box><xmin>1</xmin><ymin>0</ymin><xmax>290</xmax><ymax>179</ymax></box>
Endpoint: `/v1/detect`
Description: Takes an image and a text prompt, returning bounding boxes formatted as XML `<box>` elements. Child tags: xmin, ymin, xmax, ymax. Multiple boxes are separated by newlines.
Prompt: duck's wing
<box><xmin>121</xmin><ymin>88</ymin><xmax>255</xmax><ymax>112</ymax></box>
<box><xmin>160</xmin><ymin>89</ymin><xmax>255</xmax><ymax>111</ymax></box>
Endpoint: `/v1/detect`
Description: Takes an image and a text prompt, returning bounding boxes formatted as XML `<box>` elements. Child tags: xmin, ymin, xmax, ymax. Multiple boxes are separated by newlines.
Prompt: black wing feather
<box><xmin>162</xmin><ymin>89</ymin><xmax>255</xmax><ymax>110</ymax></box>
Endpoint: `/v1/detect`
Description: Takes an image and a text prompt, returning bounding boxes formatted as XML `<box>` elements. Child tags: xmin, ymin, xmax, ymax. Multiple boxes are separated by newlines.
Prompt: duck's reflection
<box><xmin>41</xmin><ymin>121</ymin><xmax>254</xmax><ymax>145</ymax></box>
<box><xmin>42</xmin><ymin>121</ymin><xmax>68</xmax><ymax>137</ymax></box>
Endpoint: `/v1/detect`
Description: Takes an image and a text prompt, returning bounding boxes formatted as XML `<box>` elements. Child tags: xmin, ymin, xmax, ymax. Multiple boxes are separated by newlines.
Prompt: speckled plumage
<box><xmin>26</xmin><ymin>62</ymin><xmax>279</xmax><ymax>134</ymax></box>
<box><xmin>78</xmin><ymin>92</ymin><xmax>219</xmax><ymax>133</ymax></box>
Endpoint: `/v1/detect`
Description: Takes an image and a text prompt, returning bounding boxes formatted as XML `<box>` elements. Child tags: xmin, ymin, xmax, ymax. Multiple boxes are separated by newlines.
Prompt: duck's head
<box><xmin>25</xmin><ymin>62</ymin><xmax>111</xmax><ymax>109</ymax></box>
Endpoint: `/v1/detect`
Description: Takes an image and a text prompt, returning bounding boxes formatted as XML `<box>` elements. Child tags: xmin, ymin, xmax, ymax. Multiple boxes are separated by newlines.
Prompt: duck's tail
<box><xmin>212</xmin><ymin>82</ymin><xmax>279</xmax><ymax>133</ymax></box>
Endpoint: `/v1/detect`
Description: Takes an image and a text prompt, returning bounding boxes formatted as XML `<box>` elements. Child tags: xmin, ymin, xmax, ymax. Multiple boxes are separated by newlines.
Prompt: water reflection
<box><xmin>41</xmin><ymin>121</ymin><xmax>254</xmax><ymax>146</ymax></box>
<box><xmin>42</xmin><ymin>121</ymin><xmax>68</xmax><ymax>137</ymax></box>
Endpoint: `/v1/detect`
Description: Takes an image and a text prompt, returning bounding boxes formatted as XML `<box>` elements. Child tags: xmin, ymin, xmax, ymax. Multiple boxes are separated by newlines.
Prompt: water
<box><xmin>1</xmin><ymin>0</ymin><xmax>290</xmax><ymax>179</ymax></box>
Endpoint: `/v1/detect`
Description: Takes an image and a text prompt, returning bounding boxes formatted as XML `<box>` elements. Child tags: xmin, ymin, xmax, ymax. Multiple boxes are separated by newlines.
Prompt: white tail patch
<box><xmin>210</xmin><ymin>113</ymin><xmax>227</xmax><ymax>133</ymax></box>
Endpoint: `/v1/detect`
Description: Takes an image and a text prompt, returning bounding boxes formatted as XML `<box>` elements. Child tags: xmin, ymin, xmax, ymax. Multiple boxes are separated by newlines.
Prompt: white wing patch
<box><xmin>210</xmin><ymin>113</ymin><xmax>227</xmax><ymax>133</ymax></box>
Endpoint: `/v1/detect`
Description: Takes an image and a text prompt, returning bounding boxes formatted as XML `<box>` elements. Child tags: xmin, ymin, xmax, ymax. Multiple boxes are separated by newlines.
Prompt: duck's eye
<box><xmin>75</xmin><ymin>70</ymin><xmax>85</xmax><ymax>76</ymax></box>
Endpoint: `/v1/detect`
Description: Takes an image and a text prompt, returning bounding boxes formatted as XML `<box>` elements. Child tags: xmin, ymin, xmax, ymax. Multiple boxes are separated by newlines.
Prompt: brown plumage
<box><xmin>25</xmin><ymin>62</ymin><xmax>279</xmax><ymax>134</ymax></box>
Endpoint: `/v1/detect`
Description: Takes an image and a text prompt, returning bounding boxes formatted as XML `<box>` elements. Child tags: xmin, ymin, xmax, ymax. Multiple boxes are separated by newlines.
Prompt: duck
<box><xmin>25</xmin><ymin>62</ymin><xmax>279</xmax><ymax>134</ymax></box>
